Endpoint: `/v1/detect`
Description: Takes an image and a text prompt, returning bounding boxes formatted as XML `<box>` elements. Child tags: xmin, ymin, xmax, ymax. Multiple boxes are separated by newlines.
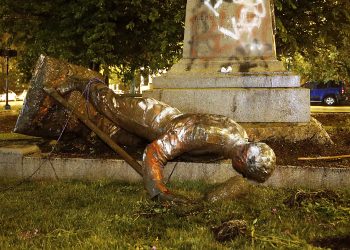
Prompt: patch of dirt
<box><xmin>310</xmin><ymin>235</ymin><xmax>350</xmax><ymax>250</ymax></box>
<box><xmin>1</xmin><ymin>113</ymin><xmax>350</xmax><ymax>168</ymax></box>
<box><xmin>267</xmin><ymin>136</ymin><xmax>350</xmax><ymax>168</ymax></box>
<box><xmin>267</xmin><ymin>113</ymin><xmax>350</xmax><ymax>168</ymax></box>
<box><xmin>212</xmin><ymin>219</ymin><xmax>247</xmax><ymax>242</ymax></box>
<box><xmin>283</xmin><ymin>190</ymin><xmax>341</xmax><ymax>208</ymax></box>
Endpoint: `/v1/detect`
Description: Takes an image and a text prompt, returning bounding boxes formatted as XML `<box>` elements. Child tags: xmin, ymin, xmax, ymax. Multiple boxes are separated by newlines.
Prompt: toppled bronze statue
<box><xmin>15</xmin><ymin>55</ymin><xmax>276</xmax><ymax>202</ymax></box>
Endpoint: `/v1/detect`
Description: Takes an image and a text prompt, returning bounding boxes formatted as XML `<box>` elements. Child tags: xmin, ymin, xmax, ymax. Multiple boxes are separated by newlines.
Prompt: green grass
<box><xmin>0</xmin><ymin>179</ymin><xmax>349</xmax><ymax>249</ymax></box>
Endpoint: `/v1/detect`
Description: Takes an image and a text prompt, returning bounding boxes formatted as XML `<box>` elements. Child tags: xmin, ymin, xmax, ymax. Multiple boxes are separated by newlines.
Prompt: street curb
<box><xmin>0</xmin><ymin>148</ymin><xmax>349</xmax><ymax>189</ymax></box>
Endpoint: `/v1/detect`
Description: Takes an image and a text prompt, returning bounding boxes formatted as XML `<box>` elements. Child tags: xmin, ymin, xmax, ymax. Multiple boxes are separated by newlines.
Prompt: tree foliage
<box><xmin>0</xmin><ymin>0</ymin><xmax>186</xmax><ymax>82</ymax></box>
<box><xmin>274</xmin><ymin>0</ymin><xmax>350</xmax><ymax>82</ymax></box>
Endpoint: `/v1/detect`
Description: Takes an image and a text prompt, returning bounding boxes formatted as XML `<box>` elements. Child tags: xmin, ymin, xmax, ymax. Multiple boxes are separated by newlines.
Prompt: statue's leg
<box><xmin>143</xmin><ymin>141</ymin><xmax>170</xmax><ymax>198</ymax></box>
<box><xmin>143</xmin><ymin>128</ymin><xmax>196</xmax><ymax>200</ymax></box>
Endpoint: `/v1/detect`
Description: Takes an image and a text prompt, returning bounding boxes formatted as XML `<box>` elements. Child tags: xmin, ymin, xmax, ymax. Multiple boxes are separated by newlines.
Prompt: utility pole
<box><xmin>0</xmin><ymin>49</ymin><xmax>17</xmax><ymax>110</ymax></box>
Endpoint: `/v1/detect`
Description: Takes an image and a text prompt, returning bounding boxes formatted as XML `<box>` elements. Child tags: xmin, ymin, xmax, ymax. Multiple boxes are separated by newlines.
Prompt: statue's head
<box><xmin>231</xmin><ymin>142</ymin><xmax>276</xmax><ymax>183</ymax></box>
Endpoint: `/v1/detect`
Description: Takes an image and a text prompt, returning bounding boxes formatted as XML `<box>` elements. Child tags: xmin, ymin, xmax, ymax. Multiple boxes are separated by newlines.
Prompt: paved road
<box><xmin>311</xmin><ymin>105</ymin><xmax>350</xmax><ymax>113</ymax></box>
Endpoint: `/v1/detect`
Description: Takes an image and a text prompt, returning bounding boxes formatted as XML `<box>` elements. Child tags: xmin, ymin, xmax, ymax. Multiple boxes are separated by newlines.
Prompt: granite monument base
<box><xmin>143</xmin><ymin>74</ymin><xmax>310</xmax><ymax>123</ymax></box>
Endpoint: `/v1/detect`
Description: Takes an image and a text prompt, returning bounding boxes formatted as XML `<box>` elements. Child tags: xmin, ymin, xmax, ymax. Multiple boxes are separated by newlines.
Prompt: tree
<box><xmin>0</xmin><ymin>0</ymin><xmax>186</xmax><ymax>82</ymax></box>
<box><xmin>274</xmin><ymin>0</ymin><xmax>350</xmax><ymax>82</ymax></box>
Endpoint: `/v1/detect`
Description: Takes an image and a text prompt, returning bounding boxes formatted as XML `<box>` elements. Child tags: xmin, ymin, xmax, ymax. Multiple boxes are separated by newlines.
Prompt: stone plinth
<box><xmin>146</xmin><ymin>87</ymin><xmax>309</xmax><ymax>123</ymax></box>
<box><xmin>152</xmin><ymin>74</ymin><xmax>301</xmax><ymax>88</ymax></box>
<box><xmin>144</xmin><ymin>0</ymin><xmax>310</xmax><ymax>123</ymax></box>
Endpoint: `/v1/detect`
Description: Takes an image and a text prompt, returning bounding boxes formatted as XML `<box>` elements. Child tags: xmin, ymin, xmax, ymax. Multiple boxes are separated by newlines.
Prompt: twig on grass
<box><xmin>298</xmin><ymin>154</ymin><xmax>350</xmax><ymax>161</ymax></box>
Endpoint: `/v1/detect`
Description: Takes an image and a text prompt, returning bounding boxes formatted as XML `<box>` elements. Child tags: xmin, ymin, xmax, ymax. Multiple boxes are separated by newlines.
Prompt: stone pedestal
<box><xmin>144</xmin><ymin>0</ymin><xmax>310</xmax><ymax>123</ymax></box>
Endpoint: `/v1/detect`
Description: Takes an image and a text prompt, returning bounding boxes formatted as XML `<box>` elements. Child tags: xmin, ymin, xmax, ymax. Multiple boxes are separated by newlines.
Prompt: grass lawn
<box><xmin>0</xmin><ymin>179</ymin><xmax>349</xmax><ymax>249</ymax></box>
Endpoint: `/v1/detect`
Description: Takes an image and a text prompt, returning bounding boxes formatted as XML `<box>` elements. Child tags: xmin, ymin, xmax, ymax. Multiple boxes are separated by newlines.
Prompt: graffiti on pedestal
<box><xmin>189</xmin><ymin>0</ymin><xmax>273</xmax><ymax>59</ymax></box>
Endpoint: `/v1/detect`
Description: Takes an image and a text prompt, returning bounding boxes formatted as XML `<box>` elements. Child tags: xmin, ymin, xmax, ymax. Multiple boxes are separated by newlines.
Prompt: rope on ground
<box><xmin>165</xmin><ymin>162</ymin><xmax>179</xmax><ymax>185</ymax></box>
<box><xmin>84</xmin><ymin>77</ymin><xmax>105</xmax><ymax>118</ymax></box>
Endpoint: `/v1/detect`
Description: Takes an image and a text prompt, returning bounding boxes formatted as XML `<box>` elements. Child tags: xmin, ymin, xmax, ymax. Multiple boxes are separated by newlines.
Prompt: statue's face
<box><xmin>231</xmin><ymin>143</ymin><xmax>249</xmax><ymax>175</ymax></box>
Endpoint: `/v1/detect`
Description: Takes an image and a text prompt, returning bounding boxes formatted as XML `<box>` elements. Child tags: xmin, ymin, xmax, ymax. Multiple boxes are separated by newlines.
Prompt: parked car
<box><xmin>304</xmin><ymin>80</ymin><xmax>347</xmax><ymax>106</ymax></box>
<box><xmin>0</xmin><ymin>90</ymin><xmax>17</xmax><ymax>102</ymax></box>
<box><xmin>16</xmin><ymin>90</ymin><xmax>27</xmax><ymax>101</ymax></box>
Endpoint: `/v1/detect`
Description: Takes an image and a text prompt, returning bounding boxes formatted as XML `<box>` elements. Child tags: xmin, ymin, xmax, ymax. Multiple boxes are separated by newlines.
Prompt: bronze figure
<box><xmin>15</xmin><ymin>56</ymin><xmax>276</xmax><ymax>202</ymax></box>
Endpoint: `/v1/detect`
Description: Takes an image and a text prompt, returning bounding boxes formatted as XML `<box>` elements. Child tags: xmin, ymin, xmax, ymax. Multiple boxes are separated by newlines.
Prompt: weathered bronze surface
<box><xmin>14</xmin><ymin>55</ymin><xmax>101</xmax><ymax>137</ymax></box>
<box><xmin>44</xmin><ymin>87</ymin><xmax>144</xmax><ymax>176</ymax></box>
<box><xmin>14</xmin><ymin>55</ymin><xmax>144</xmax><ymax>147</ymax></box>
<box><xmin>15</xmin><ymin>55</ymin><xmax>276</xmax><ymax>201</ymax></box>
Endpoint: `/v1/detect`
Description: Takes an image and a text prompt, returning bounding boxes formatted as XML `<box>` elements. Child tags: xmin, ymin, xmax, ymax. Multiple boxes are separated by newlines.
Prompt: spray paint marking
<box><xmin>205</xmin><ymin>0</ymin><xmax>267</xmax><ymax>41</ymax></box>
<box><xmin>204</xmin><ymin>0</ymin><xmax>223</xmax><ymax>17</ymax></box>
<box><xmin>190</xmin><ymin>10</ymin><xmax>236</xmax><ymax>59</ymax></box>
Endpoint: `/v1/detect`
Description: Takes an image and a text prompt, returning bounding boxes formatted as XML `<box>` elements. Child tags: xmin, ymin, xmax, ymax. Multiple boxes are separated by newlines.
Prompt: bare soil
<box><xmin>1</xmin><ymin>113</ymin><xmax>350</xmax><ymax>168</ymax></box>
<box><xmin>268</xmin><ymin>113</ymin><xmax>350</xmax><ymax>168</ymax></box>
